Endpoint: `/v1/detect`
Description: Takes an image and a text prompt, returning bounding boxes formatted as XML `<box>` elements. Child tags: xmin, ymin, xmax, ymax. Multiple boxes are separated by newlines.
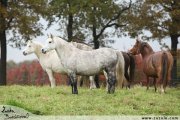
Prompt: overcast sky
<box><xmin>7</xmin><ymin>20</ymin><xmax>180</xmax><ymax>63</ymax></box>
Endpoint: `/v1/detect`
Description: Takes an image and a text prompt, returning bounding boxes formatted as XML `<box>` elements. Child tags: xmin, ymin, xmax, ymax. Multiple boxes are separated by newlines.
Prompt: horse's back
<box><xmin>68</xmin><ymin>48</ymin><xmax>118</xmax><ymax>75</ymax></box>
<box><xmin>143</xmin><ymin>51</ymin><xmax>173</xmax><ymax>78</ymax></box>
<box><xmin>76</xmin><ymin>47</ymin><xmax>118</xmax><ymax>62</ymax></box>
<box><xmin>154</xmin><ymin>51</ymin><xmax>173</xmax><ymax>69</ymax></box>
<box><xmin>143</xmin><ymin>52</ymin><xmax>161</xmax><ymax>77</ymax></box>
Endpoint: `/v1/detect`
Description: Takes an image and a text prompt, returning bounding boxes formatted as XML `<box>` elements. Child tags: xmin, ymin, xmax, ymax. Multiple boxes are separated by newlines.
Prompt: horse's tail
<box><xmin>115</xmin><ymin>51</ymin><xmax>125</xmax><ymax>88</ymax></box>
<box><xmin>162</xmin><ymin>52</ymin><xmax>168</xmax><ymax>83</ymax></box>
<box><xmin>128</xmin><ymin>53</ymin><xmax>135</xmax><ymax>82</ymax></box>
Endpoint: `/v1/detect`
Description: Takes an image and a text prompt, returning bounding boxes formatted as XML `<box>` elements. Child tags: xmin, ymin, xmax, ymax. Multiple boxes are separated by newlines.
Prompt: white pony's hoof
<box><xmin>51</xmin><ymin>85</ymin><xmax>55</xmax><ymax>88</ymax></box>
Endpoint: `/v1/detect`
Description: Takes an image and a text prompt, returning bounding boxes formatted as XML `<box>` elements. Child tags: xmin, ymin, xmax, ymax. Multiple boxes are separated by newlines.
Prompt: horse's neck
<box><xmin>55</xmin><ymin>38</ymin><xmax>75</xmax><ymax>60</ymax></box>
<box><xmin>141</xmin><ymin>45</ymin><xmax>154</xmax><ymax>59</ymax></box>
<box><xmin>34</xmin><ymin>43</ymin><xmax>44</xmax><ymax>59</ymax></box>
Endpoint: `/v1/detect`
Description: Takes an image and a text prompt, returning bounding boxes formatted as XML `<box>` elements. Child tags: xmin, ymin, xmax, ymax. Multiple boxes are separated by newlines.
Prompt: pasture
<box><xmin>0</xmin><ymin>85</ymin><xmax>179</xmax><ymax>115</ymax></box>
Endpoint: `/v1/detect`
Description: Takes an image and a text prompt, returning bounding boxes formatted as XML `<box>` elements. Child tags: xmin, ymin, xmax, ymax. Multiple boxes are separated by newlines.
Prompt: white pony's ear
<box><xmin>47</xmin><ymin>34</ymin><xmax>49</xmax><ymax>38</ymax></box>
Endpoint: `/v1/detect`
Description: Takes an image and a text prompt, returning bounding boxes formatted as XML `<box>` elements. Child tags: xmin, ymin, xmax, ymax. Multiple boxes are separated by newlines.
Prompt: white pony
<box><xmin>73</xmin><ymin>42</ymin><xmax>126</xmax><ymax>89</ymax></box>
<box><xmin>23</xmin><ymin>40</ymin><xmax>96</xmax><ymax>89</ymax></box>
<box><xmin>42</xmin><ymin>35</ymin><xmax>124</xmax><ymax>94</ymax></box>
<box><xmin>71</xmin><ymin>42</ymin><xmax>97</xmax><ymax>88</ymax></box>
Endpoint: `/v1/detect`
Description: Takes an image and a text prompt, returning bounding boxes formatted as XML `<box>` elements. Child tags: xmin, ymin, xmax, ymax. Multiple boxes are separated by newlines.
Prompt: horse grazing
<box><xmin>129</xmin><ymin>39</ymin><xmax>173</xmax><ymax>93</ymax></box>
<box><xmin>42</xmin><ymin>35</ymin><xmax>123</xmax><ymax>94</ymax></box>
<box><xmin>23</xmin><ymin>40</ymin><xmax>96</xmax><ymax>89</ymax></box>
<box><xmin>122</xmin><ymin>52</ymin><xmax>135</xmax><ymax>88</ymax></box>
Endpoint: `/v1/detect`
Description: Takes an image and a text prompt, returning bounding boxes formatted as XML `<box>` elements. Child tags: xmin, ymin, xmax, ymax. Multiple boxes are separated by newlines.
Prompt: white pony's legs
<box><xmin>89</xmin><ymin>76</ymin><xmax>96</xmax><ymax>89</ymax></box>
<box><xmin>46</xmin><ymin>69</ymin><xmax>56</xmax><ymax>88</ymax></box>
<box><xmin>103</xmin><ymin>70</ymin><xmax>109</xmax><ymax>91</ymax></box>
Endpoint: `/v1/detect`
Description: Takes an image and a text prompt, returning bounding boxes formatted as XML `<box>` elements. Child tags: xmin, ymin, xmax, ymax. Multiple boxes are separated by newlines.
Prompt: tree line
<box><xmin>7</xmin><ymin>60</ymin><xmax>68</xmax><ymax>86</ymax></box>
<box><xmin>0</xmin><ymin>0</ymin><xmax>180</xmax><ymax>85</ymax></box>
<box><xmin>6</xmin><ymin>56</ymin><xmax>149</xmax><ymax>86</ymax></box>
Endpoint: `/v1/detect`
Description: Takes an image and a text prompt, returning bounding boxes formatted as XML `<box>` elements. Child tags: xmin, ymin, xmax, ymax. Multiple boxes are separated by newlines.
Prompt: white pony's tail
<box><xmin>115</xmin><ymin>51</ymin><xmax>125</xmax><ymax>88</ymax></box>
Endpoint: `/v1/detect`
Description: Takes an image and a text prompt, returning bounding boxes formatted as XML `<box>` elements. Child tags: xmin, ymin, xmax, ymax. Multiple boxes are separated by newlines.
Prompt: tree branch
<box><xmin>161</xmin><ymin>4</ymin><xmax>172</xmax><ymax>11</ymax></box>
<box><xmin>6</xmin><ymin>17</ymin><xmax>14</xmax><ymax>29</ymax></box>
<box><xmin>107</xmin><ymin>23</ymin><xmax>126</xmax><ymax>28</ymax></box>
<box><xmin>96</xmin><ymin>0</ymin><xmax>132</xmax><ymax>39</ymax></box>
<box><xmin>112</xmin><ymin>0</ymin><xmax>132</xmax><ymax>21</ymax></box>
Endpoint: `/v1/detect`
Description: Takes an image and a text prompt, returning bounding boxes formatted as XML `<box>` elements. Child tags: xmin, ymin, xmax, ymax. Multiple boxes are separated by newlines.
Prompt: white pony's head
<box><xmin>42</xmin><ymin>34</ymin><xmax>55</xmax><ymax>54</ymax></box>
<box><xmin>23</xmin><ymin>40</ymin><xmax>36</xmax><ymax>56</ymax></box>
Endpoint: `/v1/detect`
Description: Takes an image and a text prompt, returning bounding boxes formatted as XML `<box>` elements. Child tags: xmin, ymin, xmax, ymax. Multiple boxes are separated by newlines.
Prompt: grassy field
<box><xmin>0</xmin><ymin>85</ymin><xmax>179</xmax><ymax>115</ymax></box>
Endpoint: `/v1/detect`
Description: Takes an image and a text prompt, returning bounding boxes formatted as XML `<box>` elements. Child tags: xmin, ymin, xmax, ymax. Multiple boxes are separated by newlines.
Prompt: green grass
<box><xmin>0</xmin><ymin>85</ymin><xmax>179</xmax><ymax>115</ymax></box>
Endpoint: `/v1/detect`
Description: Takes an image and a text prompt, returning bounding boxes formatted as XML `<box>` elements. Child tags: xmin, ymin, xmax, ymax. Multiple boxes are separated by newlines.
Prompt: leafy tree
<box><xmin>127</xmin><ymin>0</ymin><xmax>180</xmax><ymax>80</ymax></box>
<box><xmin>46</xmin><ymin>0</ymin><xmax>132</xmax><ymax>87</ymax></box>
<box><xmin>77</xmin><ymin>0</ymin><xmax>132</xmax><ymax>86</ymax></box>
<box><xmin>0</xmin><ymin>0</ymin><xmax>48</xmax><ymax>85</ymax></box>
<box><xmin>80</xmin><ymin>0</ymin><xmax>132</xmax><ymax>48</ymax></box>
<box><xmin>47</xmin><ymin>0</ymin><xmax>84</xmax><ymax>42</ymax></box>
<box><xmin>7</xmin><ymin>60</ymin><xmax>68</xmax><ymax>86</ymax></box>
<box><xmin>46</xmin><ymin>0</ymin><xmax>132</xmax><ymax>47</ymax></box>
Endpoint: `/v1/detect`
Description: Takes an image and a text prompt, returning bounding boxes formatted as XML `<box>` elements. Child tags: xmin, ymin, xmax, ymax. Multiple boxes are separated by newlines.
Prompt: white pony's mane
<box><xmin>28</xmin><ymin>40</ymin><xmax>43</xmax><ymax>47</ymax></box>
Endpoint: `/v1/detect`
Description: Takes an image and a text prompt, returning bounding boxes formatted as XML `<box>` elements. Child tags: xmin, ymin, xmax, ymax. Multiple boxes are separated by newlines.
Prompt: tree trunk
<box><xmin>92</xmin><ymin>23</ymin><xmax>100</xmax><ymax>49</ymax></box>
<box><xmin>92</xmin><ymin>13</ymin><xmax>100</xmax><ymax>88</ymax></box>
<box><xmin>67</xmin><ymin>13</ymin><xmax>73</xmax><ymax>42</ymax></box>
<box><xmin>170</xmin><ymin>34</ymin><xmax>178</xmax><ymax>85</ymax></box>
<box><xmin>93</xmin><ymin>37</ymin><xmax>100</xmax><ymax>49</ymax></box>
<box><xmin>0</xmin><ymin>0</ymin><xmax>7</xmax><ymax>85</ymax></box>
<box><xmin>0</xmin><ymin>30</ymin><xmax>6</xmax><ymax>85</ymax></box>
<box><xmin>93</xmin><ymin>36</ymin><xmax>100</xmax><ymax>88</ymax></box>
<box><xmin>93</xmin><ymin>37</ymin><xmax>100</xmax><ymax>88</ymax></box>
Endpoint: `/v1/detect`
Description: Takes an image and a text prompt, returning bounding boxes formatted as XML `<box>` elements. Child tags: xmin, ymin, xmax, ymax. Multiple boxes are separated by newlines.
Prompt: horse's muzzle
<box><xmin>41</xmin><ymin>49</ymin><xmax>46</xmax><ymax>54</ymax></box>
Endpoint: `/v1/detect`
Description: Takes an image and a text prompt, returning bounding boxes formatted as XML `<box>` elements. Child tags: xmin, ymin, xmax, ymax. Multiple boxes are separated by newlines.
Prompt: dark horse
<box><xmin>122</xmin><ymin>52</ymin><xmax>135</xmax><ymax>88</ymax></box>
<box><xmin>129</xmin><ymin>39</ymin><xmax>173</xmax><ymax>93</ymax></box>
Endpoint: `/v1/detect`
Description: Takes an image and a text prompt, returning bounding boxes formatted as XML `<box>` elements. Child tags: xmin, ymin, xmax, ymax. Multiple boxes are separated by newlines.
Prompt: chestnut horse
<box><xmin>129</xmin><ymin>39</ymin><xmax>173</xmax><ymax>93</ymax></box>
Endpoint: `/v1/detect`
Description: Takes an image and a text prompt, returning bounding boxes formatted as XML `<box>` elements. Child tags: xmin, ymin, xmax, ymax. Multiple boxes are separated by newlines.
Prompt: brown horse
<box><xmin>129</xmin><ymin>39</ymin><xmax>173</xmax><ymax>93</ymax></box>
<box><xmin>122</xmin><ymin>52</ymin><xmax>135</xmax><ymax>88</ymax></box>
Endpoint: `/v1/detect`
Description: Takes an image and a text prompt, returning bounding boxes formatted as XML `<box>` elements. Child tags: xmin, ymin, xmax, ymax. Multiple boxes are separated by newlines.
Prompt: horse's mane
<box><xmin>73</xmin><ymin>41</ymin><xmax>91</xmax><ymax>47</ymax></box>
<box><xmin>34</xmin><ymin>41</ymin><xmax>44</xmax><ymax>47</ymax></box>
<box><xmin>27</xmin><ymin>40</ymin><xmax>44</xmax><ymax>50</ymax></box>
<box><xmin>140</xmin><ymin>41</ymin><xmax>154</xmax><ymax>54</ymax></box>
<box><xmin>56</xmin><ymin>36</ymin><xmax>93</xmax><ymax>49</ymax></box>
<box><xmin>72</xmin><ymin>42</ymin><xmax>93</xmax><ymax>48</ymax></box>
